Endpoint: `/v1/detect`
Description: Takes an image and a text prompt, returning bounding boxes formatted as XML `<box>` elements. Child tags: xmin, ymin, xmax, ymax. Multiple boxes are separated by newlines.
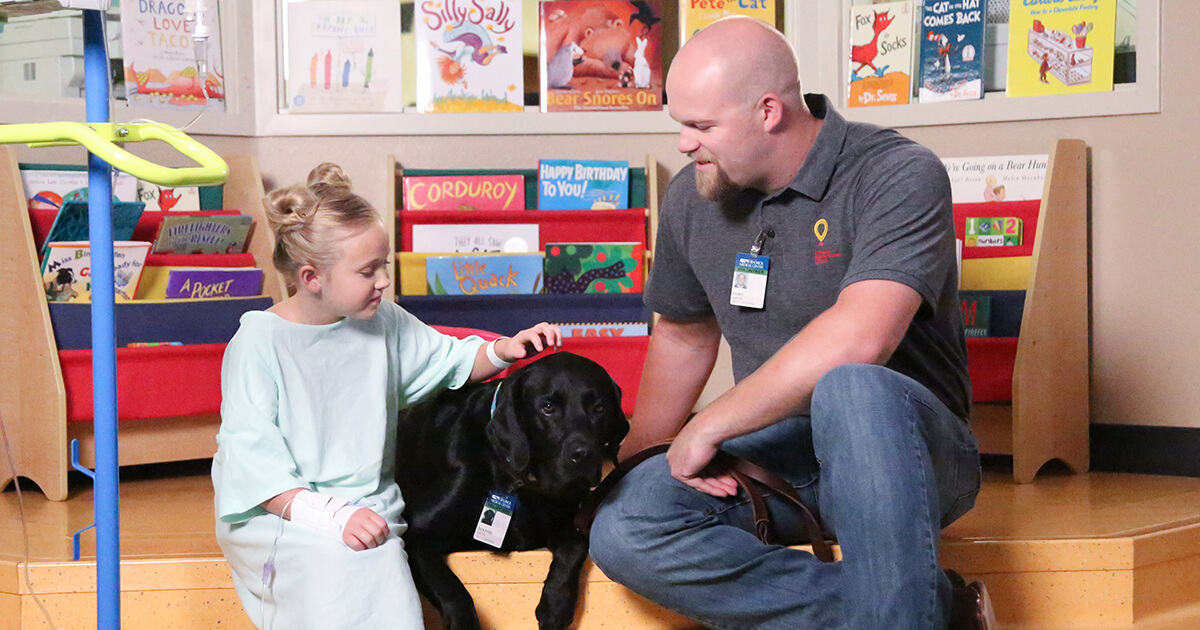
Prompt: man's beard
<box><xmin>693</xmin><ymin>158</ymin><xmax>740</xmax><ymax>202</ymax></box>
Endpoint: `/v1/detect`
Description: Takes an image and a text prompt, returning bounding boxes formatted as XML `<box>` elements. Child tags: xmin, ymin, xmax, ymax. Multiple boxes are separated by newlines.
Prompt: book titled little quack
<box><xmin>425</xmin><ymin>252</ymin><xmax>543</xmax><ymax>296</ymax></box>
<box><xmin>537</xmin><ymin>159</ymin><xmax>629</xmax><ymax>210</ymax></box>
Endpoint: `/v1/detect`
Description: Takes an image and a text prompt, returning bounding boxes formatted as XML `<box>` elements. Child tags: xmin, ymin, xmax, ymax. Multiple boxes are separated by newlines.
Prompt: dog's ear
<box><xmin>485</xmin><ymin>374</ymin><xmax>531</xmax><ymax>475</ymax></box>
<box><xmin>603</xmin><ymin>376</ymin><xmax>630</xmax><ymax>463</ymax></box>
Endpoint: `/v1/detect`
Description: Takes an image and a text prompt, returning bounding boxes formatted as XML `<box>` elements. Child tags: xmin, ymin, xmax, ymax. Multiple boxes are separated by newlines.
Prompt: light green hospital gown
<box><xmin>212</xmin><ymin>301</ymin><xmax>483</xmax><ymax>629</ymax></box>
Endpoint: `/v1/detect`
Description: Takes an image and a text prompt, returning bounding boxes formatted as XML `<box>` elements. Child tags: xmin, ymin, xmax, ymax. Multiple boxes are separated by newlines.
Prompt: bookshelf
<box><xmin>383</xmin><ymin>155</ymin><xmax>660</xmax><ymax>414</ymax></box>
<box><xmin>0</xmin><ymin>150</ymin><xmax>281</xmax><ymax>501</ymax></box>
<box><xmin>966</xmin><ymin>138</ymin><xmax>1090</xmax><ymax>483</ymax></box>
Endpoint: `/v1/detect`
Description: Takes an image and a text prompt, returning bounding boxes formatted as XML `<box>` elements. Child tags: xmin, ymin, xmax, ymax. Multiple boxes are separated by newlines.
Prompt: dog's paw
<box><xmin>535</xmin><ymin>597</ymin><xmax>577</xmax><ymax>630</ymax></box>
<box><xmin>443</xmin><ymin>609</ymin><xmax>484</xmax><ymax>630</ymax></box>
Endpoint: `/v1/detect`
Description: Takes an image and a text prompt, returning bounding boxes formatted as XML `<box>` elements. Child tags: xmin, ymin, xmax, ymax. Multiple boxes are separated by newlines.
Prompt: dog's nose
<box><xmin>569</xmin><ymin>445</ymin><xmax>597</xmax><ymax>466</ymax></box>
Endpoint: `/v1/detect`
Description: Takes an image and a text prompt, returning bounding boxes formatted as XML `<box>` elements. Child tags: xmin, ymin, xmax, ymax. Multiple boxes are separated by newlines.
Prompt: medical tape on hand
<box><xmin>288</xmin><ymin>490</ymin><xmax>358</xmax><ymax>543</ymax></box>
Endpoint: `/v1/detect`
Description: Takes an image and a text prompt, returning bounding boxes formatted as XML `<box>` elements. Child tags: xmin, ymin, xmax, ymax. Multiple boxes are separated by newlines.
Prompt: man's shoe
<box><xmin>950</xmin><ymin>577</ymin><xmax>997</xmax><ymax>630</ymax></box>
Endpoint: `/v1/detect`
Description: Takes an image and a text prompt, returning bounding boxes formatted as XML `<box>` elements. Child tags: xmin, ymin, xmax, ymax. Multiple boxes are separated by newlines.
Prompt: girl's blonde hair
<box><xmin>263</xmin><ymin>162</ymin><xmax>382</xmax><ymax>281</ymax></box>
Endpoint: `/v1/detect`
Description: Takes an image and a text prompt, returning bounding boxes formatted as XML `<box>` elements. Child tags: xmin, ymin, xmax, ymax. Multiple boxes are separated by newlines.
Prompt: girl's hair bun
<box><xmin>307</xmin><ymin>162</ymin><xmax>353</xmax><ymax>193</ymax></box>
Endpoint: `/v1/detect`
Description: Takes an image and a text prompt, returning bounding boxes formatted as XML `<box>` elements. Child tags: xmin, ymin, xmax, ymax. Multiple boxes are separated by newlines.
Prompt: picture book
<box><xmin>918</xmin><ymin>0</ymin><xmax>985</xmax><ymax>103</ymax></box>
<box><xmin>413</xmin><ymin>0</ymin><xmax>523</xmax><ymax>113</ymax></box>
<box><xmin>537</xmin><ymin>159</ymin><xmax>629</xmax><ymax>210</ymax></box>
<box><xmin>285</xmin><ymin>0</ymin><xmax>404</xmax><ymax>113</ymax></box>
<box><xmin>20</xmin><ymin>166</ymin><xmax>139</xmax><ymax>210</ymax></box>
<box><xmin>136</xmin><ymin>182</ymin><xmax>201</xmax><ymax>212</ymax></box>
<box><xmin>959</xmin><ymin>290</ymin><xmax>991</xmax><ymax>337</ymax></box>
<box><xmin>539</xmin><ymin>0</ymin><xmax>664</xmax><ymax>112</ymax></box>
<box><xmin>679</xmin><ymin>0</ymin><xmax>775</xmax><ymax>44</ymax></box>
<box><xmin>120</xmin><ymin>0</ymin><xmax>225</xmax><ymax>110</ymax></box>
<box><xmin>150</xmin><ymin>214</ymin><xmax>254</xmax><ymax>254</ymax></box>
<box><xmin>426</xmin><ymin>253</ymin><xmax>544</xmax><ymax>296</ymax></box>
<box><xmin>848</xmin><ymin>0</ymin><xmax>915</xmax><ymax>108</ymax></box>
<box><xmin>941</xmin><ymin>154</ymin><xmax>1049</xmax><ymax>203</ymax></box>
<box><xmin>402</xmin><ymin>174</ymin><xmax>525</xmax><ymax>210</ymax></box>
<box><xmin>544</xmin><ymin>242</ymin><xmax>644</xmax><ymax>294</ymax></box>
<box><xmin>964</xmin><ymin>216</ymin><xmax>1022</xmax><ymax>248</ymax></box>
<box><xmin>41</xmin><ymin>241</ymin><xmax>152</xmax><ymax>302</ymax></box>
<box><xmin>1005</xmin><ymin>0</ymin><xmax>1116</xmax><ymax>97</ymax></box>
<box><xmin>39</xmin><ymin>201</ymin><xmax>147</xmax><ymax>261</ymax></box>
<box><xmin>555</xmin><ymin>322</ymin><xmax>649</xmax><ymax>337</ymax></box>
<box><xmin>161</xmin><ymin>268</ymin><xmax>264</xmax><ymax>300</ymax></box>
<box><xmin>410</xmin><ymin>223</ymin><xmax>539</xmax><ymax>253</ymax></box>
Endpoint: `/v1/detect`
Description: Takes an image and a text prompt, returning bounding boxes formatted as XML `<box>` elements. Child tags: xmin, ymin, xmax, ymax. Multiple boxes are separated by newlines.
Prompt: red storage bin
<box><xmin>59</xmin><ymin>343</ymin><xmax>226</xmax><ymax>422</ymax></box>
<box><xmin>966</xmin><ymin>337</ymin><xmax>1018</xmax><ymax>403</ymax></box>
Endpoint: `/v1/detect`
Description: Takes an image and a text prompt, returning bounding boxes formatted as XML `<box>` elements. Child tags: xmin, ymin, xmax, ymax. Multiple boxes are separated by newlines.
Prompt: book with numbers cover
<box><xmin>847</xmin><ymin>0</ymin><xmax>915</xmax><ymax>108</ymax></box>
<box><xmin>918</xmin><ymin>0</ymin><xmax>986</xmax><ymax>103</ymax></box>
<box><xmin>414</xmin><ymin>0</ymin><xmax>523</xmax><ymax>113</ymax></box>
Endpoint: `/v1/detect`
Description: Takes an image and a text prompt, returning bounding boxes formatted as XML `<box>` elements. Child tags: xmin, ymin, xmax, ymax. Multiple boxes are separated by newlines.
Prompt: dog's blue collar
<box><xmin>489</xmin><ymin>381</ymin><xmax>502</xmax><ymax>421</ymax></box>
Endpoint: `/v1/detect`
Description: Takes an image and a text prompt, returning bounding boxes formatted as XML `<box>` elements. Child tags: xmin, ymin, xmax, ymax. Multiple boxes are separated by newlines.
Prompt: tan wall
<box><xmin>12</xmin><ymin>3</ymin><xmax>1193</xmax><ymax>431</ymax></box>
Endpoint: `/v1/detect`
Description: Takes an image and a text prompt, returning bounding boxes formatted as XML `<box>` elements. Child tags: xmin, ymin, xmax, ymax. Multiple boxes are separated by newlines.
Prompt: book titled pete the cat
<box><xmin>537</xmin><ymin>159</ymin><xmax>629</xmax><ymax>210</ymax></box>
<box><xmin>544</xmin><ymin>242</ymin><xmax>644</xmax><ymax>294</ymax></box>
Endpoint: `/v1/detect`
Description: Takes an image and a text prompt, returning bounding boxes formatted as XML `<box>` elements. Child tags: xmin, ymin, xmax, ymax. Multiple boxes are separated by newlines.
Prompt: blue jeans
<box><xmin>590</xmin><ymin>364</ymin><xmax>981</xmax><ymax>630</ymax></box>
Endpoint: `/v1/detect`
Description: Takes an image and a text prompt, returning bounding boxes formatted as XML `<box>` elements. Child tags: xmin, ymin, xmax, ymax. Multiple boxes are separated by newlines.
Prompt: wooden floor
<box><xmin>3</xmin><ymin>461</ymin><xmax>1200</xmax><ymax>629</ymax></box>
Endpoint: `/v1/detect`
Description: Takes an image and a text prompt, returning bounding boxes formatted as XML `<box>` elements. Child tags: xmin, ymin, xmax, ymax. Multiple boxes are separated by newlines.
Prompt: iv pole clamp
<box><xmin>0</xmin><ymin>121</ymin><xmax>228</xmax><ymax>187</ymax></box>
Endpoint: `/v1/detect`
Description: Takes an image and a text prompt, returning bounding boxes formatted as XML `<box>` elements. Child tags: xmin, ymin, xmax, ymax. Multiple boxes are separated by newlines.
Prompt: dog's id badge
<box><xmin>730</xmin><ymin>253</ymin><xmax>769</xmax><ymax>309</ymax></box>
<box><xmin>473</xmin><ymin>491</ymin><xmax>518</xmax><ymax>549</ymax></box>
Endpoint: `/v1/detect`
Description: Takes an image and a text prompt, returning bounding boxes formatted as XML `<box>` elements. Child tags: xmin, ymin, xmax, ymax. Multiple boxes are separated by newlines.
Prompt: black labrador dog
<box><xmin>396</xmin><ymin>351</ymin><xmax>629</xmax><ymax>630</ymax></box>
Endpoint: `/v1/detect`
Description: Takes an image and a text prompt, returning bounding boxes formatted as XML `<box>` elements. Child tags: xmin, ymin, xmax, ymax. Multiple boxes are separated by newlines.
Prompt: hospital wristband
<box><xmin>487</xmin><ymin>338</ymin><xmax>515</xmax><ymax>369</ymax></box>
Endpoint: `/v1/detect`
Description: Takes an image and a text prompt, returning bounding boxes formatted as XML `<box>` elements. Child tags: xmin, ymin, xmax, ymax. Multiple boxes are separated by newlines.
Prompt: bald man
<box><xmin>590</xmin><ymin>18</ymin><xmax>994</xmax><ymax>630</ymax></box>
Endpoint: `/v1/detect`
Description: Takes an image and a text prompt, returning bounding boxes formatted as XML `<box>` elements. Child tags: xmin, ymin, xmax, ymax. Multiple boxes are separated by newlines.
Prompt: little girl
<box><xmin>212</xmin><ymin>163</ymin><xmax>560</xmax><ymax>629</ymax></box>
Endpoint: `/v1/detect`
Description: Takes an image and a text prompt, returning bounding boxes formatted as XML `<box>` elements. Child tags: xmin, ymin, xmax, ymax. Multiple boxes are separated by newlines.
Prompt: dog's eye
<box><xmin>540</xmin><ymin>401</ymin><xmax>556</xmax><ymax>415</ymax></box>
<box><xmin>593</xmin><ymin>403</ymin><xmax>606</xmax><ymax>414</ymax></box>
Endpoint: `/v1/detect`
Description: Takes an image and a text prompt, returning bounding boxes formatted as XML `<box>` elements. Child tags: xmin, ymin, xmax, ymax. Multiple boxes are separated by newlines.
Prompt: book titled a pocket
<box><xmin>164</xmin><ymin>267</ymin><xmax>264</xmax><ymax>299</ymax></box>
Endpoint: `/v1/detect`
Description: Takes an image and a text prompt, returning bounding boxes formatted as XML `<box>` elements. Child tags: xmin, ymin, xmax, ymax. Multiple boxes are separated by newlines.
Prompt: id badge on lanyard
<box><xmin>731</xmin><ymin>228</ymin><xmax>773</xmax><ymax>309</ymax></box>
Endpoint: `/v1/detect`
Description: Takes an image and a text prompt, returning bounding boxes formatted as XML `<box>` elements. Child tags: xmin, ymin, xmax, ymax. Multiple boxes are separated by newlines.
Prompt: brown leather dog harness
<box><xmin>575</xmin><ymin>443</ymin><xmax>836</xmax><ymax>563</ymax></box>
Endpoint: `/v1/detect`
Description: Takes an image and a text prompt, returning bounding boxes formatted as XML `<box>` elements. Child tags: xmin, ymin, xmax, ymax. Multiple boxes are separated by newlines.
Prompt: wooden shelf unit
<box><xmin>969</xmin><ymin>139</ymin><xmax>1090</xmax><ymax>483</ymax></box>
<box><xmin>384</xmin><ymin>155</ymin><xmax>661</xmax><ymax>414</ymax></box>
<box><xmin>0</xmin><ymin>149</ymin><xmax>281</xmax><ymax>501</ymax></box>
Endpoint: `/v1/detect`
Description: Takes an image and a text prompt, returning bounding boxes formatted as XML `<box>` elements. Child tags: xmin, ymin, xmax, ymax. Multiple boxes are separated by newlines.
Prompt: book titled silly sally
<box><xmin>847</xmin><ymin>0</ymin><xmax>915</xmax><ymax>108</ymax></box>
<box><xmin>414</xmin><ymin>0</ymin><xmax>524</xmax><ymax>113</ymax></box>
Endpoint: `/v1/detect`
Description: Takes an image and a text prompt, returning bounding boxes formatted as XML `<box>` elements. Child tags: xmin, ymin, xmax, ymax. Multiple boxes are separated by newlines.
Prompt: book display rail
<box><xmin>0</xmin><ymin>150</ymin><xmax>281</xmax><ymax>501</ymax></box>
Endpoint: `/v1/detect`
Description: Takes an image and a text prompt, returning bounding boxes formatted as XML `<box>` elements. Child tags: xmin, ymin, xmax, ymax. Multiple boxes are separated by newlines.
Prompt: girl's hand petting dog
<box><xmin>501</xmin><ymin>323</ymin><xmax>563</xmax><ymax>362</ymax></box>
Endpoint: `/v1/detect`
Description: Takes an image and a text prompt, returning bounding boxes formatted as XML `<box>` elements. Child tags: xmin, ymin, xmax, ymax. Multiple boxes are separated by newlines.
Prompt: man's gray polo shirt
<box><xmin>646</xmin><ymin>94</ymin><xmax>970</xmax><ymax>420</ymax></box>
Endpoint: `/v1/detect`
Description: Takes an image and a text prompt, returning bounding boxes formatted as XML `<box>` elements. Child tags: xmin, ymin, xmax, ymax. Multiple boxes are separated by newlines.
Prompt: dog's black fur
<box><xmin>396</xmin><ymin>352</ymin><xmax>629</xmax><ymax>630</ymax></box>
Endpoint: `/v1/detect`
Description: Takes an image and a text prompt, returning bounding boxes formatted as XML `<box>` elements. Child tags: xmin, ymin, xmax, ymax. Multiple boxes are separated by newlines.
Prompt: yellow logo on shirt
<box><xmin>814</xmin><ymin>219</ymin><xmax>829</xmax><ymax>244</ymax></box>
